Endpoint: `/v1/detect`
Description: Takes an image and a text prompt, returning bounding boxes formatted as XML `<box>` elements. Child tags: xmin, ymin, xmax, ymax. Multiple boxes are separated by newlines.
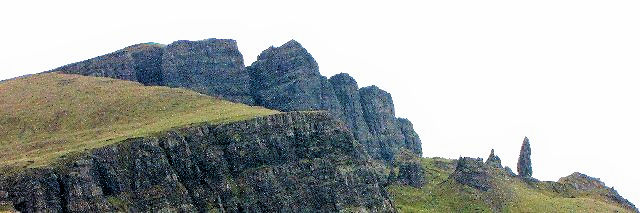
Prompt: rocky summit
<box><xmin>1</xmin><ymin>38</ymin><xmax>637</xmax><ymax>212</ymax></box>
<box><xmin>49</xmin><ymin>38</ymin><xmax>422</xmax><ymax>164</ymax></box>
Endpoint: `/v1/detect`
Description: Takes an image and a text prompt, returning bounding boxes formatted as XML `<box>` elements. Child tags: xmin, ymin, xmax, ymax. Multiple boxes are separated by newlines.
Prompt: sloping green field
<box><xmin>0</xmin><ymin>73</ymin><xmax>278</xmax><ymax>169</ymax></box>
<box><xmin>388</xmin><ymin>157</ymin><xmax>633</xmax><ymax>212</ymax></box>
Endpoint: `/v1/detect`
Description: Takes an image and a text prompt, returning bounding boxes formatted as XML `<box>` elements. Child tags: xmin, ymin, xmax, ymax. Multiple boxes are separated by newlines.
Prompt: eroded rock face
<box><xmin>247</xmin><ymin>40</ymin><xmax>342</xmax><ymax>115</ymax></box>
<box><xmin>51</xmin><ymin>43</ymin><xmax>165</xmax><ymax>86</ymax></box>
<box><xmin>0</xmin><ymin>112</ymin><xmax>395</xmax><ymax>212</ymax></box>
<box><xmin>48</xmin><ymin>38</ymin><xmax>424</xmax><ymax>166</ymax></box>
<box><xmin>329</xmin><ymin>73</ymin><xmax>371</xmax><ymax>141</ymax></box>
<box><xmin>360</xmin><ymin>86</ymin><xmax>407</xmax><ymax>162</ymax></box>
<box><xmin>451</xmin><ymin>157</ymin><xmax>492</xmax><ymax>191</ymax></box>
<box><xmin>162</xmin><ymin>39</ymin><xmax>255</xmax><ymax>104</ymax></box>
<box><xmin>390</xmin><ymin>150</ymin><xmax>425</xmax><ymax>188</ymax></box>
<box><xmin>485</xmin><ymin>149</ymin><xmax>502</xmax><ymax>168</ymax></box>
<box><xmin>397</xmin><ymin>118</ymin><xmax>422</xmax><ymax>156</ymax></box>
<box><xmin>517</xmin><ymin>137</ymin><xmax>532</xmax><ymax>177</ymax></box>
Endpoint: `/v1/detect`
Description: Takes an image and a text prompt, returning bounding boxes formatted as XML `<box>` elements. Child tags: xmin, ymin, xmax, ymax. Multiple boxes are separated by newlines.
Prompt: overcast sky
<box><xmin>1</xmin><ymin>0</ymin><xmax>639</xmax><ymax>205</ymax></box>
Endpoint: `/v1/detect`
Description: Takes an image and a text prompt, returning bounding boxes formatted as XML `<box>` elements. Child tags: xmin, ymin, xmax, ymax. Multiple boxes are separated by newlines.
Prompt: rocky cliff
<box><xmin>48</xmin><ymin>38</ymin><xmax>423</xmax><ymax>164</ymax></box>
<box><xmin>0</xmin><ymin>112</ymin><xmax>395</xmax><ymax>212</ymax></box>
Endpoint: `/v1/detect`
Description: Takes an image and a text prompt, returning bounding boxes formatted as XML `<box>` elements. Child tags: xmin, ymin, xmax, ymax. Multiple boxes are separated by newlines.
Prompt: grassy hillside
<box><xmin>0</xmin><ymin>73</ymin><xmax>278</xmax><ymax>169</ymax></box>
<box><xmin>388</xmin><ymin>157</ymin><xmax>634</xmax><ymax>212</ymax></box>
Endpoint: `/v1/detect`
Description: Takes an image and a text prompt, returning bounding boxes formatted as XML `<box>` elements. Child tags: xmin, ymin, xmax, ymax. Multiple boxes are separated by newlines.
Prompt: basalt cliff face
<box><xmin>0</xmin><ymin>112</ymin><xmax>394</xmax><ymax>212</ymax></box>
<box><xmin>49</xmin><ymin>38</ymin><xmax>422</xmax><ymax>164</ymax></box>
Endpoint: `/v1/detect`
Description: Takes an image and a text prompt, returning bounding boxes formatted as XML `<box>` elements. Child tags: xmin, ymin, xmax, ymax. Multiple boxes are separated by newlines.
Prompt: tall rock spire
<box><xmin>517</xmin><ymin>136</ymin><xmax>532</xmax><ymax>177</ymax></box>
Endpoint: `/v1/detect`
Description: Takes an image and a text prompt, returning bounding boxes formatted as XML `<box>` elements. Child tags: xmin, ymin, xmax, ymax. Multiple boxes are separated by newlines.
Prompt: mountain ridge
<box><xmin>48</xmin><ymin>38</ymin><xmax>423</xmax><ymax>164</ymax></box>
<box><xmin>0</xmin><ymin>37</ymin><xmax>635</xmax><ymax>212</ymax></box>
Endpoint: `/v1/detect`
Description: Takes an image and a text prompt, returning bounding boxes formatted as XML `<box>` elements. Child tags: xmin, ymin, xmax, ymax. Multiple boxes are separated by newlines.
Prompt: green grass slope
<box><xmin>388</xmin><ymin>157</ymin><xmax>634</xmax><ymax>212</ymax></box>
<box><xmin>0</xmin><ymin>73</ymin><xmax>278</xmax><ymax>169</ymax></box>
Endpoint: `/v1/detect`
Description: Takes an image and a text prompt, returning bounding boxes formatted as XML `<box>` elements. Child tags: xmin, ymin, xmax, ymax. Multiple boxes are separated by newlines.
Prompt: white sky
<box><xmin>1</xmin><ymin>0</ymin><xmax>639</xmax><ymax>206</ymax></box>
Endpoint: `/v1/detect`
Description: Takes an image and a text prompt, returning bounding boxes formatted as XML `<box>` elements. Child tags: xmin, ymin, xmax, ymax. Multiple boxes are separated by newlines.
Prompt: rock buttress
<box><xmin>0</xmin><ymin>112</ymin><xmax>395</xmax><ymax>212</ymax></box>
<box><xmin>161</xmin><ymin>39</ymin><xmax>255</xmax><ymax>104</ymax></box>
<box><xmin>247</xmin><ymin>40</ymin><xmax>343</xmax><ymax>117</ymax></box>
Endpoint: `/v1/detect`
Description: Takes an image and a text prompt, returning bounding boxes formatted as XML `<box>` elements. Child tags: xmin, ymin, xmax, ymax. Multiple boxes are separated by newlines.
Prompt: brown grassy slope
<box><xmin>0</xmin><ymin>73</ymin><xmax>278</xmax><ymax>169</ymax></box>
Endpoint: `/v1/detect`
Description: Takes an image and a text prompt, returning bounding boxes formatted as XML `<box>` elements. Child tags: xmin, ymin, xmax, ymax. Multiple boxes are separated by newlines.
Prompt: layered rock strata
<box><xmin>0</xmin><ymin>112</ymin><xmax>395</xmax><ymax>212</ymax></box>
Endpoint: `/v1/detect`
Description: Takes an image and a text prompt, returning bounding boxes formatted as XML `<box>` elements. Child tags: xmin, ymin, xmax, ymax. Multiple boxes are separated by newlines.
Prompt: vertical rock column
<box><xmin>328</xmin><ymin>73</ymin><xmax>371</xmax><ymax>140</ymax></box>
<box><xmin>359</xmin><ymin>86</ymin><xmax>406</xmax><ymax>162</ymax></box>
<box><xmin>517</xmin><ymin>137</ymin><xmax>532</xmax><ymax>177</ymax></box>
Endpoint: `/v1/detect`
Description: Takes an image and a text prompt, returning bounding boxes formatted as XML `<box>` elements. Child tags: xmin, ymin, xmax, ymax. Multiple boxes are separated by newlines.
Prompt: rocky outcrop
<box><xmin>451</xmin><ymin>157</ymin><xmax>493</xmax><ymax>191</ymax></box>
<box><xmin>247</xmin><ymin>40</ymin><xmax>342</xmax><ymax>115</ymax></box>
<box><xmin>517</xmin><ymin>137</ymin><xmax>532</xmax><ymax>177</ymax></box>
<box><xmin>0</xmin><ymin>112</ymin><xmax>395</xmax><ymax>212</ymax></box>
<box><xmin>389</xmin><ymin>150</ymin><xmax>425</xmax><ymax>188</ymax></box>
<box><xmin>162</xmin><ymin>39</ymin><xmax>254</xmax><ymax>104</ymax></box>
<box><xmin>397</xmin><ymin>118</ymin><xmax>422</xmax><ymax>156</ymax></box>
<box><xmin>48</xmin><ymin>38</ymin><xmax>423</xmax><ymax>165</ymax></box>
<box><xmin>558</xmin><ymin>172</ymin><xmax>638</xmax><ymax>212</ymax></box>
<box><xmin>360</xmin><ymin>86</ymin><xmax>408</xmax><ymax>162</ymax></box>
<box><xmin>329</xmin><ymin>73</ymin><xmax>371</xmax><ymax>141</ymax></box>
<box><xmin>485</xmin><ymin>149</ymin><xmax>502</xmax><ymax>168</ymax></box>
<box><xmin>50</xmin><ymin>39</ymin><xmax>255</xmax><ymax>105</ymax></box>
<box><xmin>50</xmin><ymin>43</ymin><xmax>165</xmax><ymax>86</ymax></box>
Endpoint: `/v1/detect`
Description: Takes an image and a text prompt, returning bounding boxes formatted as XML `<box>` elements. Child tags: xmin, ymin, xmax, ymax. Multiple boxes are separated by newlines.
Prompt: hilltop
<box><xmin>0</xmin><ymin>73</ymin><xmax>277</xmax><ymax>170</ymax></box>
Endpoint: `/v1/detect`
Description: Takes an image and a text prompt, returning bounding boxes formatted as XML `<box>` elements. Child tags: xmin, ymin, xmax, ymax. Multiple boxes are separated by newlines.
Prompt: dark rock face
<box><xmin>48</xmin><ymin>38</ymin><xmax>423</xmax><ymax>165</ymax></box>
<box><xmin>247</xmin><ymin>40</ymin><xmax>342</xmax><ymax>115</ymax></box>
<box><xmin>329</xmin><ymin>73</ymin><xmax>371</xmax><ymax>141</ymax></box>
<box><xmin>485</xmin><ymin>149</ymin><xmax>502</xmax><ymax>168</ymax></box>
<box><xmin>517</xmin><ymin>137</ymin><xmax>532</xmax><ymax>177</ymax></box>
<box><xmin>50</xmin><ymin>39</ymin><xmax>255</xmax><ymax>105</ymax></box>
<box><xmin>360</xmin><ymin>86</ymin><xmax>407</xmax><ymax>162</ymax></box>
<box><xmin>51</xmin><ymin>43</ymin><xmax>165</xmax><ymax>85</ymax></box>
<box><xmin>162</xmin><ymin>39</ymin><xmax>254</xmax><ymax>104</ymax></box>
<box><xmin>397</xmin><ymin>118</ymin><xmax>422</xmax><ymax>156</ymax></box>
<box><xmin>391</xmin><ymin>150</ymin><xmax>425</xmax><ymax>188</ymax></box>
<box><xmin>0</xmin><ymin>112</ymin><xmax>395</xmax><ymax>212</ymax></box>
<box><xmin>558</xmin><ymin>172</ymin><xmax>638</xmax><ymax>212</ymax></box>
<box><xmin>451</xmin><ymin>157</ymin><xmax>492</xmax><ymax>191</ymax></box>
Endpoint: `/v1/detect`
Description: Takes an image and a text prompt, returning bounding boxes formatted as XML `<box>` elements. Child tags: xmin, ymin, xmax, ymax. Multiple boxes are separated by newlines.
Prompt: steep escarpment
<box><xmin>247</xmin><ymin>40</ymin><xmax>342</xmax><ymax>116</ymax></box>
<box><xmin>162</xmin><ymin>39</ymin><xmax>255</xmax><ymax>104</ymax></box>
<box><xmin>48</xmin><ymin>38</ymin><xmax>423</xmax><ymax>164</ymax></box>
<box><xmin>0</xmin><ymin>112</ymin><xmax>394</xmax><ymax>212</ymax></box>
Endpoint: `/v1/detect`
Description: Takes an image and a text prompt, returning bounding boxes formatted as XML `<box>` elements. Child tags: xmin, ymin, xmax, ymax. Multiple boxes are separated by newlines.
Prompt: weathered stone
<box><xmin>504</xmin><ymin>166</ymin><xmax>517</xmax><ymax>177</ymax></box>
<box><xmin>485</xmin><ymin>149</ymin><xmax>502</xmax><ymax>168</ymax></box>
<box><xmin>397</xmin><ymin>118</ymin><xmax>422</xmax><ymax>156</ymax></box>
<box><xmin>517</xmin><ymin>137</ymin><xmax>532</xmax><ymax>177</ymax></box>
<box><xmin>162</xmin><ymin>39</ymin><xmax>255</xmax><ymax>104</ymax></box>
<box><xmin>247</xmin><ymin>40</ymin><xmax>342</xmax><ymax>116</ymax></box>
<box><xmin>360</xmin><ymin>86</ymin><xmax>407</xmax><ymax>162</ymax></box>
<box><xmin>329</xmin><ymin>73</ymin><xmax>371</xmax><ymax>141</ymax></box>
<box><xmin>0</xmin><ymin>112</ymin><xmax>394</xmax><ymax>212</ymax></box>
<box><xmin>47</xmin><ymin>39</ymin><xmax>424</xmax><ymax>168</ymax></box>
<box><xmin>392</xmin><ymin>150</ymin><xmax>425</xmax><ymax>188</ymax></box>
<box><xmin>50</xmin><ymin>43</ymin><xmax>165</xmax><ymax>86</ymax></box>
<box><xmin>451</xmin><ymin>157</ymin><xmax>492</xmax><ymax>191</ymax></box>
